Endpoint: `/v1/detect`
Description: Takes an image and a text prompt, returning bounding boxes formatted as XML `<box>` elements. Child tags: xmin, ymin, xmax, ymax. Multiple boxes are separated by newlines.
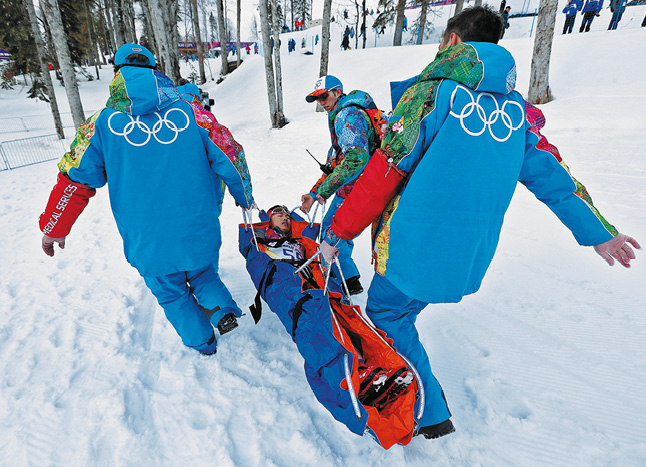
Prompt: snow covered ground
<box><xmin>1</xmin><ymin>6</ymin><xmax>646</xmax><ymax>466</ymax></box>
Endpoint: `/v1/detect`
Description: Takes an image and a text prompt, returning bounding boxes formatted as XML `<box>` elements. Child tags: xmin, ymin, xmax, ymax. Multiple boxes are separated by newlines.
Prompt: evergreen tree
<box><xmin>0</xmin><ymin>0</ymin><xmax>40</xmax><ymax>82</ymax></box>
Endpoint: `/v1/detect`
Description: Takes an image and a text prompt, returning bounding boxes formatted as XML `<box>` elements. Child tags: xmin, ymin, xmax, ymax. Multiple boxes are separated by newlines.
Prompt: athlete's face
<box><xmin>270</xmin><ymin>211</ymin><xmax>291</xmax><ymax>232</ymax></box>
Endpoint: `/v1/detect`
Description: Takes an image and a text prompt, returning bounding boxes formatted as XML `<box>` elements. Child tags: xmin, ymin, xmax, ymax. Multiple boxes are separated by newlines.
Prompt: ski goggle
<box><xmin>267</xmin><ymin>205</ymin><xmax>291</xmax><ymax>218</ymax></box>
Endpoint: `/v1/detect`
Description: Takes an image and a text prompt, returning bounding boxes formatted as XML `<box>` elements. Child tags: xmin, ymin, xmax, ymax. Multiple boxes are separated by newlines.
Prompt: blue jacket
<box><xmin>582</xmin><ymin>0</ymin><xmax>603</xmax><ymax>13</ymax></box>
<box><xmin>328</xmin><ymin>42</ymin><xmax>615</xmax><ymax>304</ymax></box>
<box><xmin>58</xmin><ymin>67</ymin><xmax>254</xmax><ymax>277</ymax></box>
<box><xmin>563</xmin><ymin>2</ymin><xmax>579</xmax><ymax>17</ymax></box>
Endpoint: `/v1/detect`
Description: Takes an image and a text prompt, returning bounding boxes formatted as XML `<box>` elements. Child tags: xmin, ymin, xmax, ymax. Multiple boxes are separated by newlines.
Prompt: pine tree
<box><xmin>0</xmin><ymin>0</ymin><xmax>40</xmax><ymax>85</ymax></box>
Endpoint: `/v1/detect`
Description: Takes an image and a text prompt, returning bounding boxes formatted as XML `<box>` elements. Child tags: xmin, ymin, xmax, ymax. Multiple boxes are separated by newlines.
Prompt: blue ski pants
<box><xmin>366</xmin><ymin>273</ymin><xmax>452</xmax><ymax>428</ymax></box>
<box><xmin>143</xmin><ymin>262</ymin><xmax>242</xmax><ymax>353</ymax></box>
<box><xmin>322</xmin><ymin>195</ymin><xmax>359</xmax><ymax>280</ymax></box>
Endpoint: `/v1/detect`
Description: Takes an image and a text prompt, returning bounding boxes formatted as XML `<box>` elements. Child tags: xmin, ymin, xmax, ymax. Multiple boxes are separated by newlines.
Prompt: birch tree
<box><xmin>236</xmin><ymin>0</ymin><xmax>241</xmax><ymax>67</ymax></box>
<box><xmin>22</xmin><ymin>0</ymin><xmax>65</xmax><ymax>138</ymax></box>
<box><xmin>146</xmin><ymin>0</ymin><xmax>180</xmax><ymax>83</ymax></box>
<box><xmin>215</xmin><ymin>0</ymin><xmax>229</xmax><ymax>74</ymax></box>
<box><xmin>318</xmin><ymin>0</ymin><xmax>332</xmax><ymax>111</ymax></box>
<box><xmin>189</xmin><ymin>0</ymin><xmax>206</xmax><ymax>83</ymax></box>
<box><xmin>40</xmin><ymin>0</ymin><xmax>86</xmax><ymax>128</ymax></box>
<box><xmin>270</xmin><ymin>0</ymin><xmax>285</xmax><ymax>118</ymax></box>
<box><xmin>417</xmin><ymin>0</ymin><xmax>429</xmax><ymax>44</ymax></box>
<box><xmin>453</xmin><ymin>0</ymin><xmax>465</xmax><ymax>16</ymax></box>
<box><xmin>527</xmin><ymin>0</ymin><xmax>557</xmax><ymax>104</ymax></box>
<box><xmin>393</xmin><ymin>0</ymin><xmax>405</xmax><ymax>46</ymax></box>
<box><xmin>113</xmin><ymin>0</ymin><xmax>127</xmax><ymax>46</ymax></box>
<box><xmin>258</xmin><ymin>0</ymin><xmax>286</xmax><ymax>127</ymax></box>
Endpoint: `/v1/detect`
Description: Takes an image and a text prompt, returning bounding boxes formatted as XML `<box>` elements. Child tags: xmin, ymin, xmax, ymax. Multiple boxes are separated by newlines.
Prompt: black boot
<box><xmin>345</xmin><ymin>275</ymin><xmax>364</xmax><ymax>295</ymax></box>
<box><xmin>416</xmin><ymin>419</ymin><xmax>456</xmax><ymax>439</ymax></box>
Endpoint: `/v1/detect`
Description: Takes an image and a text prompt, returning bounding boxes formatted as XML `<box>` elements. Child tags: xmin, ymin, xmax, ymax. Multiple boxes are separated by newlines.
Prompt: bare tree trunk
<box><xmin>258</xmin><ymin>0</ymin><xmax>285</xmax><ymax>127</ymax></box>
<box><xmin>147</xmin><ymin>0</ymin><xmax>172</xmax><ymax>75</ymax></box>
<box><xmin>83</xmin><ymin>0</ymin><xmax>100</xmax><ymax>79</ymax></box>
<box><xmin>166</xmin><ymin>0</ymin><xmax>181</xmax><ymax>82</ymax></box>
<box><xmin>236</xmin><ymin>0</ymin><xmax>241</xmax><ymax>67</ymax></box>
<box><xmin>270</xmin><ymin>0</ymin><xmax>285</xmax><ymax>118</ymax></box>
<box><xmin>23</xmin><ymin>0</ymin><xmax>65</xmax><ymax>138</ymax></box>
<box><xmin>318</xmin><ymin>0</ymin><xmax>332</xmax><ymax>112</ymax></box>
<box><xmin>528</xmin><ymin>0</ymin><xmax>557</xmax><ymax>104</ymax></box>
<box><xmin>417</xmin><ymin>0</ymin><xmax>429</xmax><ymax>45</ymax></box>
<box><xmin>474</xmin><ymin>0</ymin><xmax>482</xmax><ymax>5</ymax></box>
<box><xmin>112</xmin><ymin>0</ymin><xmax>127</xmax><ymax>46</ymax></box>
<box><xmin>453</xmin><ymin>0</ymin><xmax>465</xmax><ymax>17</ymax></box>
<box><xmin>215</xmin><ymin>0</ymin><xmax>229</xmax><ymax>74</ymax></box>
<box><xmin>102</xmin><ymin>0</ymin><xmax>117</xmax><ymax>53</ymax></box>
<box><xmin>393</xmin><ymin>0</ymin><xmax>405</xmax><ymax>46</ymax></box>
<box><xmin>361</xmin><ymin>0</ymin><xmax>367</xmax><ymax>49</ymax></box>
<box><xmin>190</xmin><ymin>0</ymin><xmax>206</xmax><ymax>83</ymax></box>
<box><xmin>354</xmin><ymin>0</ymin><xmax>359</xmax><ymax>49</ymax></box>
<box><xmin>141</xmin><ymin>0</ymin><xmax>158</xmax><ymax>56</ymax></box>
<box><xmin>99</xmin><ymin>0</ymin><xmax>115</xmax><ymax>56</ymax></box>
<box><xmin>40</xmin><ymin>0</ymin><xmax>86</xmax><ymax>128</ymax></box>
<box><xmin>127</xmin><ymin>0</ymin><xmax>137</xmax><ymax>42</ymax></box>
<box><xmin>146</xmin><ymin>0</ymin><xmax>180</xmax><ymax>83</ymax></box>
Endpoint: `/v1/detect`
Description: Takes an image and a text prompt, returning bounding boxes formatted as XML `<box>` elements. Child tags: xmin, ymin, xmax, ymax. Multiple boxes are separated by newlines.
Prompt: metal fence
<box><xmin>0</xmin><ymin>111</ymin><xmax>96</xmax><ymax>134</ymax></box>
<box><xmin>0</xmin><ymin>134</ymin><xmax>67</xmax><ymax>171</ymax></box>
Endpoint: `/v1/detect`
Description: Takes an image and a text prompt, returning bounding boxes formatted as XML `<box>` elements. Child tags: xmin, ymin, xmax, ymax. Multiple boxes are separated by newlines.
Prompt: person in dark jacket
<box><xmin>580</xmin><ymin>0</ymin><xmax>603</xmax><ymax>32</ymax></box>
<box><xmin>608</xmin><ymin>0</ymin><xmax>627</xmax><ymax>30</ymax></box>
<box><xmin>39</xmin><ymin>44</ymin><xmax>256</xmax><ymax>356</ymax></box>
<box><xmin>562</xmin><ymin>0</ymin><xmax>582</xmax><ymax>34</ymax></box>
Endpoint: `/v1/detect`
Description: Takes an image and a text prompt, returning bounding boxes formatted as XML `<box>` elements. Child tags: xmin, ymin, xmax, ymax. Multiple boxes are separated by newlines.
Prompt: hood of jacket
<box><xmin>328</xmin><ymin>90</ymin><xmax>376</xmax><ymax>125</ymax></box>
<box><xmin>390</xmin><ymin>42</ymin><xmax>517</xmax><ymax>108</ymax></box>
<box><xmin>106</xmin><ymin>67</ymin><xmax>181</xmax><ymax>115</ymax></box>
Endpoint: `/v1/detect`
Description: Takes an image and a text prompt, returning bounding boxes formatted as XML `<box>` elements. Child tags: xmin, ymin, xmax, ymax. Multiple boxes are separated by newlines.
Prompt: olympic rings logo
<box><xmin>107</xmin><ymin>108</ymin><xmax>190</xmax><ymax>147</ymax></box>
<box><xmin>449</xmin><ymin>85</ymin><xmax>525</xmax><ymax>143</ymax></box>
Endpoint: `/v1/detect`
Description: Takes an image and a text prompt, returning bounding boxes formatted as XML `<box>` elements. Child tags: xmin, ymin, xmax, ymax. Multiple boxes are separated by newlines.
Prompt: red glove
<box><xmin>39</xmin><ymin>172</ymin><xmax>96</xmax><ymax>238</ymax></box>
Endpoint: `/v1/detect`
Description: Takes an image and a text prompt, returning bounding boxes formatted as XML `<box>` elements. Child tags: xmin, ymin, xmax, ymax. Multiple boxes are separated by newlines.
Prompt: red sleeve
<box><xmin>329</xmin><ymin>148</ymin><xmax>406</xmax><ymax>240</ymax></box>
<box><xmin>39</xmin><ymin>172</ymin><xmax>96</xmax><ymax>237</ymax></box>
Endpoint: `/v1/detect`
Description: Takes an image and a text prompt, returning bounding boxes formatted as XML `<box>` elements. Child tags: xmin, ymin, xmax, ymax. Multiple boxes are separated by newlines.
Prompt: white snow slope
<box><xmin>1</xmin><ymin>7</ymin><xmax>646</xmax><ymax>466</ymax></box>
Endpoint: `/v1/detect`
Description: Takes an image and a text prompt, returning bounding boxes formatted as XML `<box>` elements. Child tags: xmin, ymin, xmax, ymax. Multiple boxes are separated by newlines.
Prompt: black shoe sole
<box><xmin>217</xmin><ymin>313</ymin><xmax>239</xmax><ymax>335</ymax></box>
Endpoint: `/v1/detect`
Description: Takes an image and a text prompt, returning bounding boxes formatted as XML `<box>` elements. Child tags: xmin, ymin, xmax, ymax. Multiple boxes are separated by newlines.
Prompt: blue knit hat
<box><xmin>114</xmin><ymin>43</ymin><xmax>156</xmax><ymax>68</ymax></box>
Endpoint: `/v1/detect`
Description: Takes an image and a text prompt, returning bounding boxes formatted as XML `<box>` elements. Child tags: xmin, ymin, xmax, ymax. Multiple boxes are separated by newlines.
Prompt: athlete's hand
<box><xmin>593</xmin><ymin>233</ymin><xmax>640</xmax><ymax>268</ymax></box>
<box><xmin>42</xmin><ymin>235</ymin><xmax>66</xmax><ymax>257</ymax></box>
<box><xmin>315</xmin><ymin>194</ymin><xmax>326</xmax><ymax>205</ymax></box>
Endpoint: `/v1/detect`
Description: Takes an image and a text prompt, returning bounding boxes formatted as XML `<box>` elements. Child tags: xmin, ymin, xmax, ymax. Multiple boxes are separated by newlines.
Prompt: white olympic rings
<box><xmin>449</xmin><ymin>84</ymin><xmax>525</xmax><ymax>143</ymax></box>
<box><xmin>108</xmin><ymin>108</ymin><xmax>190</xmax><ymax>147</ymax></box>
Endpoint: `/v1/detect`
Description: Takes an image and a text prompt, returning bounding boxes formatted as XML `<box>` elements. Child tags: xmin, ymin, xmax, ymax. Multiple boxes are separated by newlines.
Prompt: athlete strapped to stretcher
<box><xmin>251</xmin><ymin>205</ymin><xmax>415</xmax><ymax>412</ymax></box>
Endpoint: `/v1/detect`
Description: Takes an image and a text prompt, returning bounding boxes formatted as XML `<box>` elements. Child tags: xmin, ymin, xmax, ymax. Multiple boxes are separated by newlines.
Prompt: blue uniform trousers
<box><xmin>143</xmin><ymin>262</ymin><xmax>241</xmax><ymax>353</ymax></box>
<box><xmin>366</xmin><ymin>273</ymin><xmax>452</xmax><ymax>427</ymax></box>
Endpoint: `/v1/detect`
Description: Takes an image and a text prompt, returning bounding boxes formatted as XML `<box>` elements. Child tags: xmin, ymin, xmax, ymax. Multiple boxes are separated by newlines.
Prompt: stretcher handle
<box><xmin>293</xmin><ymin>248</ymin><xmax>321</xmax><ymax>275</ymax></box>
<box><xmin>399</xmin><ymin>353</ymin><xmax>425</xmax><ymax>422</ymax></box>
<box><xmin>344</xmin><ymin>353</ymin><xmax>363</xmax><ymax>420</ymax></box>
<box><xmin>323</xmin><ymin>258</ymin><xmax>333</xmax><ymax>296</ymax></box>
<box><xmin>242</xmin><ymin>207</ymin><xmax>259</xmax><ymax>252</ymax></box>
